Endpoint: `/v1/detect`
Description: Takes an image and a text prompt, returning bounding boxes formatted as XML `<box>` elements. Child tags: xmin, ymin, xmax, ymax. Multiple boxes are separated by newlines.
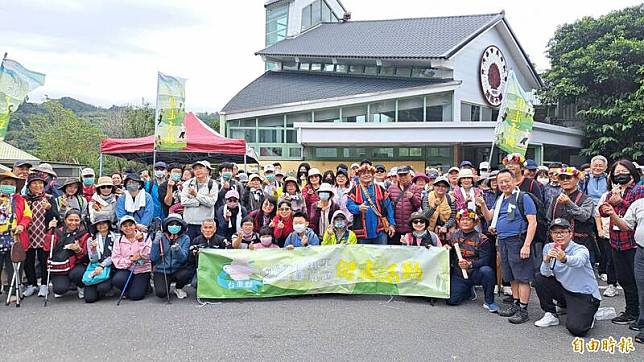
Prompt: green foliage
<box><xmin>542</xmin><ymin>5</ymin><xmax>644</xmax><ymax>162</ymax></box>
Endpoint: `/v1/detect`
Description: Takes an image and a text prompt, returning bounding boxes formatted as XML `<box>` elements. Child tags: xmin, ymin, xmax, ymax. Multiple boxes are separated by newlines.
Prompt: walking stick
<box><xmin>5</xmin><ymin>262</ymin><xmax>22</xmax><ymax>307</ymax></box>
<box><xmin>159</xmin><ymin>234</ymin><xmax>171</xmax><ymax>305</ymax></box>
<box><xmin>453</xmin><ymin>243</ymin><xmax>469</xmax><ymax>279</ymax></box>
<box><xmin>44</xmin><ymin>231</ymin><xmax>56</xmax><ymax>307</ymax></box>
<box><xmin>116</xmin><ymin>263</ymin><xmax>136</xmax><ymax>306</ymax></box>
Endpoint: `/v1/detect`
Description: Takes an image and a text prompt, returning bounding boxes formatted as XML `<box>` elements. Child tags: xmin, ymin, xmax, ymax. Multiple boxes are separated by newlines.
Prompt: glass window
<box><xmin>379</xmin><ymin>67</ymin><xmax>395</xmax><ymax>76</ymax></box>
<box><xmin>470</xmin><ymin>105</ymin><xmax>481</xmax><ymax>121</ymax></box>
<box><xmin>412</xmin><ymin>68</ymin><xmax>435</xmax><ymax>78</ymax></box>
<box><xmin>461</xmin><ymin>103</ymin><xmax>471</xmax><ymax>121</ymax></box>
<box><xmin>426</xmin><ymin>106</ymin><xmax>443</xmax><ymax>122</ymax></box>
<box><xmin>259</xmin><ymin>129</ymin><xmax>283</xmax><ymax>143</ymax></box>
<box><xmin>343</xmin><ymin>147</ymin><xmax>367</xmax><ymax>159</ymax></box>
<box><xmin>282</xmin><ymin>62</ymin><xmax>298</xmax><ymax>71</ymax></box>
<box><xmin>301</xmin><ymin>5</ymin><xmax>312</xmax><ymax>30</ymax></box>
<box><xmin>335</xmin><ymin>64</ymin><xmax>348</xmax><ymax>73</ymax></box>
<box><xmin>230</xmin><ymin>128</ymin><xmax>256</xmax><ymax>143</ymax></box>
<box><xmin>481</xmin><ymin>106</ymin><xmax>493</xmax><ymax>122</ymax></box>
<box><xmin>349</xmin><ymin>65</ymin><xmax>364</xmax><ymax>74</ymax></box>
<box><xmin>492</xmin><ymin>108</ymin><xmax>500</xmax><ymax>122</ymax></box>
<box><xmin>426</xmin><ymin>146</ymin><xmax>454</xmax><ymax>171</ymax></box>
<box><xmin>372</xmin><ymin>148</ymin><xmax>394</xmax><ymax>158</ymax></box>
<box><xmin>260</xmin><ymin>147</ymin><xmax>282</xmax><ymax>157</ymax></box>
<box><xmin>341</xmin><ymin>104</ymin><xmax>367</xmax><ymax>123</ymax></box>
<box><xmin>289</xmin><ymin>147</ymin><xmax>302</xmax><ymax>159</ymax></box>
<box><xmin>399</xmin><ymin>147</ymin><xmax>423</xmax><ymax>158</ymax></box>
<box><xmin>311</xmin><ymin>0</ymin><xmax>321</xmax><ymax>25</ymax></box>
<box><xmin>369</xmin><ymin>100</ymin><xmax>395</xmax><ymax>123</ymax></box>
<box><xmin>398</xmin><ymin>97</ymin><xmax>424</xmax><ymax>122</ymax></box>
<box><xmin>323</xmin><ymin>64</ymin><xmax>335</xmax><ymax>72</ymax></box>
<box><xmin>258</xmin><ymin>115</ymin><xmax>284</xmax><ymax>127</ymax></box>
<box><xmin>364</xmin><ymin>66</ymin><xmax>378</xmax><ymax>75</ymax></box>
<box><xmin>315</xmin><ymin>148</ymin><xmax>337</xmax><ymax>158</ymax></box>
<box><xmin>300</xmin><ymin>63</ymin><xmax>310</xmax><ymax>71</ymax></box>
<box><xmin>314</xmin><ymin>108</ymin><xmax>340</xmax><ymax>123</ymax></box>
<box><xmin>229</xmin><ymin>118</ymin><xmax>256</xmax><ymax>127</ymax></box>
<box><xmin>321</xmin><ymin>1</ymin><xmax>331</xmax><ymax>22</ymax></box>
<box><xmin>286</xmin><ymin>129</ymin><xmax>297</xmax><ymax>143</ymax></box>
<box><xmin>286</xmin><ymin>112</ymin><xmax>311</xmax><ymax>126</ymax></box>
<box><xmin>266</xmin><ymin>4</ymin><xmax>289</xmax><ymax>46</ymax></box>
<box><xmin>310</xmin><ymin>63</ymin><xmax>322</xmax><ymax>71</ymax></box>
<box><xmin>395</xmin><ymin>68</ymin><xmax>412</xmax><ymax>77</ymax></box>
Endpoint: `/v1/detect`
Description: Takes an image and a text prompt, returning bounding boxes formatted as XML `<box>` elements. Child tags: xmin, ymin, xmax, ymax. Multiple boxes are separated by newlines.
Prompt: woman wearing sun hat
<box><xmin>89</xmin><ymin>176</ymin><xmax>118</xmax><ymax>224</ymax></box>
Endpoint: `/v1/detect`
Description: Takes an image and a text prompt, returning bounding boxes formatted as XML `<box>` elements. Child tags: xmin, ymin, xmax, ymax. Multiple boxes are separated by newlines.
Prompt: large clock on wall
<box><xmin>480</xmin><ymin>45</ymin><xmax>508</xmax><ymax>107</ymax></box>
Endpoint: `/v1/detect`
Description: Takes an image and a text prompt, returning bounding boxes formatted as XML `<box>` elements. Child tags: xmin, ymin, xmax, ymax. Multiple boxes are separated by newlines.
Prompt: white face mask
<box><xmin>293</xmin><ymin>224</ymin><xmax>306</xmax><ymax>233</ymax></box>
<box><xmin>537</xmin><ymin>177</ymin><xmax>549</xmax><ymax>185</ymax></box>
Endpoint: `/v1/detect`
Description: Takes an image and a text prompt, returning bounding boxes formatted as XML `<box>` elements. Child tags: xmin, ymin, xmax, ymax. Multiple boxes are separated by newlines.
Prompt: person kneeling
<box><xmin>111</xmin><ymin>216</ymin><xmax>152</xmax><ymax>301</ymax></box>
<box><xmin>534</xmin><ymin>218</ymin><xmax>601</xmax><ymax>337</ymax></box>
<box><xmin>401</xmin><ymin>212</ymin><xmax>441</xmax><ymax>247</ymax></box>
<box><xmin>446</xmin><ymin>209</ymin><xmax>497</xmax><ymax>313</ymax></box>
<box><xmin>151</xmin><ymin>214</ymin><xmax>191</xmax><ymax>300</ymax></box>
<box><xmin>284</xmin><ymin>212</ymin><xmax>319</xmax><ymax>249</ymax></box>
<box><xmin>83</xmin><ymin>215</ymin><xmax>116</xmax><ymax>303</ymax></box>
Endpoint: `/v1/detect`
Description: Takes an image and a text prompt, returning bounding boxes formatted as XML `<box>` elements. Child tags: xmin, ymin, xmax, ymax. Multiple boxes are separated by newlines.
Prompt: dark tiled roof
<box><xmin>257</xmin><ymin>13</ymin><xmax>503</xmax><ymax>59</ymax></box>
<box><xmin>221</xmin><ymin>71</ymin><xmax>452</xmax><ymax>114</ymax></box>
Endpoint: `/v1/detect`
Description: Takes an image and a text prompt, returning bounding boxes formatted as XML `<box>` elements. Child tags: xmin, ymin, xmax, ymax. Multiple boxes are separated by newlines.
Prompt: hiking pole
<box><xmin>43</xmin><ymin>229</ymin><xmax>56</xmax><ymax>307</ymax></box>
<box><xmin>116</xmin><ymin>263</ymin><xmax>136</xmax><ymax>306</ymax></box>
<box><xmin>5</xmin><ymin>262</ymin><xmax>20</xmax><ymax>306</ymax></box>
<box><xmin>159</xmin><ymin>234</ymin><xmax>171</xmax><ymax>304</ymax></box>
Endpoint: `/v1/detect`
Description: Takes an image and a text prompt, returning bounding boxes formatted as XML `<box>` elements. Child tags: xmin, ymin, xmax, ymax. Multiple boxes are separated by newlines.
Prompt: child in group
<box><xmin>250</xmin><ymin>227</ymin><xmax>280</xmax><ymax>249</ymax></box>
<box><xmin>280</xmin><ymin>177</ymin><xmax>307</xmax><ymax>213</ymax></box>
<box><xmin>446</xmin><ymin>208</ymin><xmax>497</xmax><ymax>312</ymax></box>
<box><xmin>401</xmin><ymin>212</ymin><xmax>441</xmax><ymax>247</ymax></box>
<box><xmin>284</xmin><ymin>211</ymin><xmax>320</xmax><ymax>248</ymax></box>
<box><xmin>231</xmin><ymin>216</ymin><xmax>259</xmax><ymax>249</ymax></box>
<box><xmin>322</xmin><ymin>210</ymin><xmax>357</xmax><ymax>245</ymax></box>
<box><xmin>151</xmin><ymin>213</ymin><xmax>191</xmax><ymax>299</ymax></box>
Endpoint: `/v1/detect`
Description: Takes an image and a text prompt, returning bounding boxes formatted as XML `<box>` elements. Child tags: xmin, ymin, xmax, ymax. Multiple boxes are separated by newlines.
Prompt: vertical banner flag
<box><xmin>197</xmin><ymin>245</ymin><xmax>450</xmax><ymax>299</ymax></box>
<box><xmin>493</xmin><ymin>70</ymin><xmax>535</xmax><ymax>156</ymax></box>
<box><xmin>0</xmin><ymin>58</ymin><xmax>46</xmax><ymax>141</ymax></box>
<box><xmin>155</xmin><ymin>72</ymin><xmax>187</xmax><ymax>151</ymax></box>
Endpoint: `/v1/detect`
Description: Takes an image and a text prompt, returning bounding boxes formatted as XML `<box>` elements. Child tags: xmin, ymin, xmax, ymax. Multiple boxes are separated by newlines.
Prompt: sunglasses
<box><xmin>412</xmin><ymin>220</ymin><xmax>426</xmax><ymax>225</ymax></box>
<box><xmin>557</xmin><ymin>174</ymin><xmax>573</xmax><ymax>181</ymax></box>
<box><xmin>279</xmin><ymin>207</ymin><xmax>291</xmax><ymax>211</ymax></box>
<box><xmin>98</xmin><ymin>186</ymin><xmax>113</xmax><ymax>190</ymax></box>
<box><xmin>376</xmin><ymin>170</ymin><xmax>386</xmax><ymax>173</ymax></box>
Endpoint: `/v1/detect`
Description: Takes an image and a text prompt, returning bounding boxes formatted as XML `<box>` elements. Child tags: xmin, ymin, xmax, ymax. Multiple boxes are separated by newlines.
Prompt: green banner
<box><xmin>197</xmin><ymin>245</ymin><xmax>450</xmax><ymax>299</ymax></box>
<box><xmin>155</xmin><ymin>72</ymin><xmax>187</xmax><ymax>151</ymax></box>
<box><xmin>0</xmin><ymin>58</ymin><xmax>46</xmax><ymax>141</ymax></box>
<box><xmin>494</xmin><ymin>70</ymin><xmax>535</xmax><ymax>156</ymax></box>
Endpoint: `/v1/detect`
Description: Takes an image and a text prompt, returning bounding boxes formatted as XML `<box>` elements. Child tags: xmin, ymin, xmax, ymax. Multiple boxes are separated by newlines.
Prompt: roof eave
<box><xmin>441</xmin><ymin>12</ymin><xmax>505</xmax><ymax>59</ymax></box>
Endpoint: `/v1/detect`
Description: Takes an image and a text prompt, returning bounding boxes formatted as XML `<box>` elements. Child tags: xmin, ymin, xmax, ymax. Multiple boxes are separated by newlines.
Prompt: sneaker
<box><xmin>612</xmin><ymin>312</ymin><xmax>637</xmax><ymax>325</ymax></box>
<box><xmin>509</xmin><ymin>308</ymin><xmax>529</xmax><ymax>324</ymax></box>
<box><xmin>603</xmin><ymin>284</ymin><xmax>619</xmax><ymax>297</ymax></box>
<box><xmin>556</xmin><ymin>306</ymin><xmax>567</xmax><ymax>315</ymax></box>
<box><xmin>600</xmin><ymin>274</ymin><xmax>607</xmax><ymax>282</ymax></box>
<box><xmin>174</xmin><ymin>287</ymin><xmax>187</xmax><ymax>299</ymax></box>
<box><xmin>499</xmin><ymin>303</ymin><xmax>519</xmax><ymax>317</ymax></box>
<box><xmin>629</xmin><ymin>321</ymin><xmax>642</xmax><ymax>331</ymax></box>
<box><xmin>483</xmin><ymin>302</ymin><xmax>500</xmax><ymax>313</ymax></box>
<box><xmin>502</xmin><ymin>295</ymin><xmax>514</xmax><ymax>304</ymax></box>
<box><xmin>77</xmin><ymin>287</ymin><xmax>84</xmax><ymax>299</ymax></box>
<box><xmin>535</xmin><ymin>312</ymin><xmax>560</xmax><ymax>327</ymax></box>
<box><xmin>38</xmin><ymin>285</ymin><xmax>48</xmax><ymax>297</ymax></box>
<box><xmin>54</xmin><ymin>293</ymin><xmax>63</xmax><ymax>298</ymax></box>
<box><xmin>23</xmin><ymin>285</ymin><xmax>37</xmax><ymax>297</ymax></box>
<box><xmin>503</xmin><ymin>286</ymin><xmax>512</xmax><ymax>296</ymax></box>
<box><xmin>494</xmin><ymin>285</ymin><xmax>499</xmax><ymax>294</ymax></box>
<box><xmin>469</xmin><ymin>287</ymin><xmax>477</xmax><ymax>301</ymax></box>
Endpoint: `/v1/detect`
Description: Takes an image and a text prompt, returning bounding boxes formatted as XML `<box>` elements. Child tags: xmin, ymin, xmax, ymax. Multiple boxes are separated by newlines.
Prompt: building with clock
<box><xmin>220</xmin><ymin>0</ymin><xmax>585</xmax><ymax>170</ymax></box>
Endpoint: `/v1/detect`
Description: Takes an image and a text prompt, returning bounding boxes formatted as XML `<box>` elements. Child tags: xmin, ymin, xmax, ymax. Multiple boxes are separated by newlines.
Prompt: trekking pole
<box><xmin>5</xmin><ymin>262</ymin><xmax>19</xmax><ymax>306</ymax></box>
<box><xmin>43</xmin><ymin>229</ymin><xmax>56</xmax><ymax>307</ymax></box>
<box><xmin>116</xmin><ymin>263</ymin><xmax>136</xmax><ymax>306</ymax></box>
<box><xmin>159</xmin><ymin>234</ymin><xmax>171</xmax><ymax>304</ymax></box>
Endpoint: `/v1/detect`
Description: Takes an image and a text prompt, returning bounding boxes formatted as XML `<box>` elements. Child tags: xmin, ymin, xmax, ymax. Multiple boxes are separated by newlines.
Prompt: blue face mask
<box><xmin>83</xmin><ymin>177</ymin><xmax>95</xmax><ymax>186</ymax></box>
<box><xmin>171</xmin><ymin>173</ymin><xmax>182</xmax><ymax>182</ymax></box>
<box><xmin>223</xmin><ymin>172</ymin><xmax>232</xmax><ymax>181</ymax></box>
<box><xmin>167</xmin><ymin>225</ymin><xmax>182</xmax><ymax>235</ymax></box>
<box><xmin>0</xmin><ymin>185</ymin><xmax>16</xmax><ymax>195</ymax></box>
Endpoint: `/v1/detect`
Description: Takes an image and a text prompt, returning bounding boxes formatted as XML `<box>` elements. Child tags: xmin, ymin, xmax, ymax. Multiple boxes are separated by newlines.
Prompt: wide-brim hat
<box><xmin>433</xmin><ymin>176</ymin><xmax>450</xmax><ymax>187</ymax></box>
<box><xmin>123</xmin><ymin>173</ymin><xmax>144</xmax><ymax>187</ymax></box>
<box><xmin>91</xmin><ymin>214</ymin><xmax>113</xmax><ymax>226</ymax></box>
<box><xmin>248</xmin><ymin>173</ymin><xmax>263</xmax><ymax>182</ymax></box>
<box><xmin>26</xmin><ymin>172</ymin><xmax>48</xmax><ymax>186</ymax></box>
<box><xmin>58</xmin><ymin>178</ymin><xmax>82</xmax><ymax>191</ymax></box>
<box><xmin>447</xmin><ymin>166</ymin><xmax>460</xmax><ymax>174</ymax></box>
<box><xmin>316</xmin><ymin>182</ymin><xmax>335</xmax><ymax>195</ymax></box>
<box><xmin>331</xmin><ymin>210</ymin><xmax>349</xmax><ymax>222</ymax></box>
<box><xmin>283</xmin><ymin>176</ymin><xmax>300</xmax><ymax>191</ymax></box>
<box><xmin>192</xmin><ymin>160</ymin><xmax>212</xmax><ymax>170</ymax></box>
<box><xmin>0</xmin><ymin>171</ymin><xmax>25</xmax><ymax>191</ymax></box>
<box><xmin>458</xmin><ymin>168</ymin><xmax>475</xmax><ymax>180</ymax></box>
<box><xmin>412</xmin><ymin>174</ymin><xmax>430</xmax><ymax>183</ymax></box>
<box><xmin>96</xmin><ymin>176</ymin><xmax>115</xmax><ymax>188</ymax></box>
<box><xmin>33</xmin><ymin>163</ymin><xmax>57</xmax><ymax>177</ymax></box>
<box><xmin>308</xmin><ymin>168</ymin><xmax>322</xmax><ymax>177</ymax></box>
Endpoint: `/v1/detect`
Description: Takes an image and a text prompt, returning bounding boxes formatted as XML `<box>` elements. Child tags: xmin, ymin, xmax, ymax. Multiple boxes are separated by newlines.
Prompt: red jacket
<box><xmin>387</xmin><ymin>183</ymin><xmax>421</xmax><ymax>234</ymax></box>
<box><xmin>82</xmin><ymin>185</ymin><xmax>95</xmax><ymax>203</ymax></box>
<box><xmin>2</xmin><ymin>195</ymin><xmax>32</xmax><ymax>249</ymax></box>
<box><xmin>44</xmin><ymin>227</ymin><xmax>90</xmax><ymax>270</ymax></box>
<box><xmin>302</xmin><ymin>184</ymin><xmax>320</xmax><ymax>214</ymax></box>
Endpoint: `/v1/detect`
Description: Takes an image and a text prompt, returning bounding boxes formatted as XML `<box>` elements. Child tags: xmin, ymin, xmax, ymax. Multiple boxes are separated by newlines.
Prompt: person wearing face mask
<box><xmin>308</xmin><ymin>183</ymin><xmax>340</xmax><ymax>237</ymax></box>
<box><xmin>55</xmin><ymin>178</ymin><xmax>88</xmax><ymax>219</ymax></box>
<box><xmin>23</xmin><ymin>173</ymin><xmax>60</xmax><ymax>297</ymax></box>
<box><xmin>322</xmin><ymin>210</ymin><xmax>357</xmax><ymax>245</ymax></box>
<box><xmin>159</xmin><ymin>163</ymin><xmax>185</xmax><ymax>216</ymax></box>
<box><xmin>242</xmin><ymin>174</ymin><xmax>265</xmax><ymax>212</ymax></box>
<box><xmin>144</xmin><ymin>161</ymin><xmax>169</xmax><ymax>219</ymax></box>
<box><xmin>284</xmin><ymin>211</ymin><xmax>319</xmax><ymax>249</ymax></box>
<box><xmin>536</xmin><ymin>167</ymin><xmax>550</xmax><ymax>187</ymax></box>
<box><xmin>250</xmin><ymin>227</ymin><xmax>280</xmax><ymax>249</ymax></box>
<box><xmin>115</xmin><ymin>173</ymin><xmax>155</xmax><ymax>232</ymax></box>
<box><xmin>44</xmin><ymin>209</ymin><xmax>90</xmax><ymax>299</ymax></box>
<box><xmin>151</xmin><ymin>213</ymin><xmax>191</xmax><ymax>299</ymax></box>
<box><xmin>216</xmin><ymin>190</ymin><xmax>248</xmax><ymax>240</ymax></box>
<box><xmin>216</xmin><ymin>162</ymin><xmax>244</xmax><ymax>210</ymax></box>
<box><xmin>599</xmin><ymin>159</ymin><xmax>644</xmax><ymax>326</ymax></box>
<box><xmin>231</xmin><ymin>216</ymin><xmax>259</xmax><ymax>249</ymax></box>
<box><xmin>88</xmin><ymin>176</ymin><xmax>118</xmax><ymax>224</ymax></box>
<box><xmin>322</xmin><ymin>170</ymin><xmax>335</xmax><ymax>186</ymax></box>
<box><xmin>80</xmin><ymin>168</ymin><xmax>96</xmax><ymax>203</ymax></box>
<box><xmin>0</xmin><ymin>171</ymin><xmax>31</xmax><ymax>299</ymax></box>
<box><xmin>262</xmin><ymin>164</ymin><xmax>282</xmax><ymax>201</ymax></box>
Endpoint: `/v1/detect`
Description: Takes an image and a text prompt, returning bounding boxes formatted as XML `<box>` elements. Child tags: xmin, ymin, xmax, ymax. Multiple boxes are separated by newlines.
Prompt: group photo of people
<box><xmin>1</xmin><ymin>153</ymin><xmax>644</xmax><ymax>342</ymax></box>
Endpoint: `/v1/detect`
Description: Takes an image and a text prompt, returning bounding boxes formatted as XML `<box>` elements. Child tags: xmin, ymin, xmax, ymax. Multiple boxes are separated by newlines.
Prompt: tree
<box><xmin>541</xmin><ymin>5</ymin><xmax>644</xmax><ymax>162</ymax></box>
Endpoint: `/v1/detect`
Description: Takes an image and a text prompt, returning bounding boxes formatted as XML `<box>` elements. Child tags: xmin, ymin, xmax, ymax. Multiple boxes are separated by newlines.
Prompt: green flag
<box><xmin>494</xmin><ymin>70</ymin><xmax>535</xmax><ymax>156</ymax></box>
<box><xmin>0</xmin><ymin>58</ymin><xmax>46</xmax><ymax>140</ymax></box>
<box><xmin>155</xmin><ymin>72</ymin><xmax>187</xmax><ymax>151</ymax></box>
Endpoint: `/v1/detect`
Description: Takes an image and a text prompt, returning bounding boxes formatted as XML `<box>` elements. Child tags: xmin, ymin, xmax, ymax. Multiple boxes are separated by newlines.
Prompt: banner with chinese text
<box><xmin>155</xmin><ymin>72</ymin><xmax>187</xmax><ymax>151</ymax></box>
<box><xmin>0</xmin><ymin>58</ymin><xmax>46</xmax><ymax>140</ymax></box>
<box><xmin>494</xmin><ymin>70</ymin><xmax>535</xmax><ymax>156</ymax></box>
<box><xmin>197</xmin><ymin>245</ymin><xmax>450</xmax><ymax>299</ymax></box>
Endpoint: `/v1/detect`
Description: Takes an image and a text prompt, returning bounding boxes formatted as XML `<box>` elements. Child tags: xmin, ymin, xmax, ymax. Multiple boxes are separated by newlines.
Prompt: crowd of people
<box><xmin>1</xmin><ymin>155</ymin><xmax>644</xmax><ymax>342</ymax></box>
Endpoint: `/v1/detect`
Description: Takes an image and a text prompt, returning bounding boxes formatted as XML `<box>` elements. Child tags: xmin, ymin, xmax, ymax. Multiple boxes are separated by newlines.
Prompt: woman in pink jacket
<box><xmin>111</xmin><ymin>215</ymin><xmax>152</xmax><ymax>301</ymax></box>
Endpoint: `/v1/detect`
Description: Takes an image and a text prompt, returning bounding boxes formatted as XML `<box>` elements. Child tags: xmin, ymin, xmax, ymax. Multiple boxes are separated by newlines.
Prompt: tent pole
<box><xmin>244</xmin><ymin>153</ymin><xmax>247</xmax><ymax>173</ymax></box>
<box><xmin>99</xmin><ymin>153</ymin><xmax>104</xmax><ymax>176</ymax></box>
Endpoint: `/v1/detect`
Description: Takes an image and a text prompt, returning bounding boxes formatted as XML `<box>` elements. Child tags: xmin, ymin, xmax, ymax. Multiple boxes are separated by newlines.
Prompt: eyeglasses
<box><xmin>279</xmin><ymin>207</ymin><xmax>291</xmax><ymax>211</ymax></box>
<box><xmin>550</xmin><ymin>230</ymin><xmax>570</xmax><ymax>236</ymax></box>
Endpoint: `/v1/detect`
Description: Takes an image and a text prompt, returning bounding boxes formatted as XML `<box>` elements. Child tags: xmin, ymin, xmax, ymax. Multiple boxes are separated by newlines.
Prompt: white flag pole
<box><xmin>488</xmin><ymin>69</ymin><xmax>513</xmax><ymax>167</ymax></box>
<box><xmin>153</xmin><ymin>71</ymin><xmax>161</xmax><ymax>167</ymax></box>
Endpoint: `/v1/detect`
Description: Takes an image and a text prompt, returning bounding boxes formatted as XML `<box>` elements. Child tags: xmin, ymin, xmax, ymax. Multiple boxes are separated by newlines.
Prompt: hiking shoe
<box><xmin>535</xmin><ymin>312</ymin><xmax>560</xmax><ymax>327</ymax></box>
<box><xmin>603</xmin><ymin>284</ymin><xmax>619</xmax><ymax>297</ymax></box>
<box><xmin>499</xmin><ymin>303</ymin><xmax>519</xmax><ymax>317</ymax></box>
<box><xmin>629</xmin><ymin>321</ymin><xmax>642</xmax><ymax>331</ymax></box>
<box><xmin>77</xmin><ymin>287</ymin><xmax>84</xmax><ymax>299</ymax></box>
<box><xmin>555</xmin><ymin>305</ymin><xmax>567</xmax><ymax>315</ymax></box>
<box><xmin>509</xmin><ymin>308</ymin><xmax>529</xmax><ymax>324</ymax></box>
<box><xmin>612</xmin><ymin>312</ymin><xmax>638</xmax><ymax>325</ymax></box>
<box><xmin>54</xmin><ymin>293</ymin><xmax>63</xmax><ymax>298</ymax></box>
<box><xmin>599</xmin><ymin>274</ymin><xmax>607</xmax><ymax>282</ymax></box>
<box><xmin>503</xmin><ymin>286</ymin><xmax>512</xmax><ymax>295</ymax></box>
<box><xmin>174</xmin><ymin>287</ymin><xmax>187</xmax><ymax>299</ymax></box>
<box><xmin>483</xmin><ymin>302</ymin><xmax>500</xmax><ymax>313</ymax></box>
<box><xmin>38</xmin><ymin>285</ymin><xmax>48</xmax><ymax>297</ymax></box>
<box><xmin>502</xmin><ymin>295</ymin><xmax>514</xmax><ymax>304</ymax></box>
<box><xmin>469</xmin><ymin>287</ymin><xmax>477</xmax><ymax>301</ymax></box>
<box><xmin>23</xmin><ymin>285</ymin><xmax>37</xmax><ymax>297</ymax></box>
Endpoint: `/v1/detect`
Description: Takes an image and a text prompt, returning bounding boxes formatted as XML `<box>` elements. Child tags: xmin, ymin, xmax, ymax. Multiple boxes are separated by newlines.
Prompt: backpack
<box><xmin>516</xmin><ymin>191</ymin><xmax>547</xmax><ymax>244</ymax></box>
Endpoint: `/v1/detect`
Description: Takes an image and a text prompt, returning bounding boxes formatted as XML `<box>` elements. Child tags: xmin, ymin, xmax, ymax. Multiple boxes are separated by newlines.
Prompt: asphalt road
<box><xmin>0</xmin><ymin>286</ymin><xmax>642</xmax><ymax>361</ymax></box>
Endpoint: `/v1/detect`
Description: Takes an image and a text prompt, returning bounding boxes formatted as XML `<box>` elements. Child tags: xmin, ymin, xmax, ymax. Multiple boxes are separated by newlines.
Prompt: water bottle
<box><xmin>594</xmin><ymin>307</ymin><xmax>617</xmax><ymax>321</ymax></box>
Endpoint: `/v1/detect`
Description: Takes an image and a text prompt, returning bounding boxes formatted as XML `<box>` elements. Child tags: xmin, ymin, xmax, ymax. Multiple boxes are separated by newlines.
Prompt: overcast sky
<box><xmin>1</xmin><ymin>0</ymin><xmax>640</xmax><ymax>112</ymax></box>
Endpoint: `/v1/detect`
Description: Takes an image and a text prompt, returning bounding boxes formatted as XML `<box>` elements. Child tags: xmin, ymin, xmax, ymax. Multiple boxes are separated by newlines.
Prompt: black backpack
<box><xmin>516</xmin><ymin>191</ymin><xmax>547</xmax><ymax>244</ymax></box>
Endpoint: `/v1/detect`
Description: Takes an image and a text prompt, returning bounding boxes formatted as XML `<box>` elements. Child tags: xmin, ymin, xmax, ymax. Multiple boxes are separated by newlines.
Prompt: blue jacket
<box><xmin>284</xmin><ymin>227</ymin><xmax>320</xmax><ymax>247</ymax></box>
<box><xmin>346</xmin><ymin>183</ymin><xmax>395</xmax><ymax>239</ymax></box>
<box><xmin>115</xmin><ymin>191</ymin><xmax>155</xmax><ymax>226</ymax></box>
<box><xmin>583</xmin><ymin>173</ymin><xmax>607</xmax><ymax>205</ymax></box>
<box><xmin>145</xmin><ymin>179</ymin><xmax>167</xmax><ymax>220</ymax></box>
<box><xmin>151</xmin><ymin>233</ymin><xmax>190</xmax><ymax>274</ymax></box>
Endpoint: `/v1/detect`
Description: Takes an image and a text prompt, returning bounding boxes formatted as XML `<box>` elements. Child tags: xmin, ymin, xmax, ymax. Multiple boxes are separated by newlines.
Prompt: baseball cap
<box><xmin>264</xmin><ymin>164</ymin><xmax>275</xmax><ymax>173</ymax></box>
<box><xmin>13</xmin><ymin>160</ymin><xmax>32</xmax><ymax>168</ymax></box>
<box><xmin>397</xmin><ymin>166</ymin><xmax>411</xmax><ymax>174</ymax></box>
<box><xmin>525</xmin><ymin>159</ymin><xmax>538</xmax><ymax>170</ymax></box>
<box><xmin>81</xmin><ymin>168</ymin><xmax>95</xmax><ymax>177</ymax></box>
<box><xmin>549</xmin><ymin>218</ymin><xmax>571</xmax><ymax>230</ymax></box>
<box><xmin>153</xmin><ymin>161</ymin><xmax>168</xmax><ymax>170</ymax></box>
<box><xmin>460</xmin><ymin>160</ymin><xmax>473</xmax><ymax>168</ymax></box>
<box><xmin>192</xmin><ymin>160</ymin><xmax>212</xmax><ymax>170</ymax></box>
<box><xmin>479</xmin><ymin>161</ymin><xmax>490</xmax><ymax>171</ymax></box>
<box><xmin>375</xmin><ymin>164</ymin><xmax>386</xmax><ymax>172</ymax></box>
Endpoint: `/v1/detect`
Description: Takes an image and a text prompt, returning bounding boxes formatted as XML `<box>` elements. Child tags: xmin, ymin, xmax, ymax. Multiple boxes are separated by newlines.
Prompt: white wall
<box><xmin>451</xmin><ymin>21</ymin><xmax>539</xmax><ymax>122</ymax></box>
<box><xmin>286</xmin><ymin>0</ymin><xmax>346</xmax><ymax>37</ymax></box>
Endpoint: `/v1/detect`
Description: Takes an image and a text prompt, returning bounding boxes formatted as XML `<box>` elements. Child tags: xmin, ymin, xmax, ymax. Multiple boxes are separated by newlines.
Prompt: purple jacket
<box><xmin>388</xmin><ymin>183</ymin><xmax>421</xmax><ymax>234</ymax></box>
